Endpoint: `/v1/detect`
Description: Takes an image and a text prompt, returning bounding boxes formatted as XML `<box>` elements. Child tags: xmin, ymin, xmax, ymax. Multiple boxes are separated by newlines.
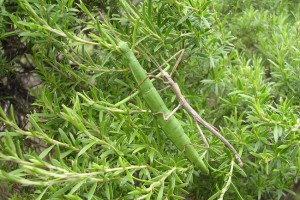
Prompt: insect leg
<box><xmin>196</xmin><ymin>124</ymin><xmax>209</xmax><ymax>148</ymax></box>
<box><xmin>170</xmin><ymin>49</ymin><xmax>185</xmax><ymax>77</ymax></box>
<box><xmin>164</xmin><ymin>104</ymin><xmax>181</xmax><ymax>121</ymax></box>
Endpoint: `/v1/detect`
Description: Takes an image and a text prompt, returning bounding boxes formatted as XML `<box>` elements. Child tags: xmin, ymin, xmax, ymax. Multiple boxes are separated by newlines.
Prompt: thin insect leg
<box><xmin>153</xmin><ymin>111</ymin><xmax>168</xmax><ymax>120</ymax></box>
<box><xmin>196</xmin><ymin>124</ymin><xmax>209</xmax><ymax>148</ymax></box>
<box><xmin>159</xmin><ymin>49</ymin><xmax>185</xmax><ymax>70</ymax></box>
<box><xmin>140</xmin><ymin>45</ymin><xmax>185</xmax><ymax>82</ymax></box>
<box><xmin>147</xmin><ymin>74</ymin><xmax>164</xmax><ymax>82</ymax></box>
<box><xmin>150</xmin><ymin>66</ymin><xmax>162</xmax><ymax>75</ymax></box>
<box><xmin>164</xmin><ymin>104</ymin><xmax>181</xmax><ymax>121</ymax></box>
<box><xmin>115</xmin><ymin>64</ymin><xmax>172</xmax><ymax>107</ymax></box>
<box><xmin>138</xmin><ymin>43</ymin><xmax>184</xmax><ymax>76</ymax></box>
<box><xmin>152</xmin><ymin>104</ymin><xmax>180</xmax><ymax>121</ymax></box>
<box><xmin>148</xmin><ymin>49</ymin><xmax>185</xmax><ymax>75</ymax></box>
<box><xmin>147</xmin><ymin>75</ymin><xmax>170</xmax><ymax>92</ymax></box>
<box><xmin>158</xmin><ymin>85</ymin><xmax>170</xmax><ymax>93</ymax></box>
<box><xmin>129</xmin><ymin>64</ymin><xmax>171</xmax><ymax>94</ymax></box>
<box><xmin>170</xmin><ymin>49</ymin><xmax>185</xmax><ymax>77</ymax></box>
<box><xmin>138</xmin><ymin>44</ymin><xmax>161</xmax><ymax>66</ymax></box>
<box><xmin>131</xmin><ymin>75</ymin><xmax>150</xmax><ymax>93</ymax></box>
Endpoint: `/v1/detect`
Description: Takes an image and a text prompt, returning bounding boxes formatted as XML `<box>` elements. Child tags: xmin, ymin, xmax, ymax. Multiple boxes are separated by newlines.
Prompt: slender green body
<box><xmin>119</xmin><ymin>41</ymin><xmax>209</xmax><ymax>174</ymax></box>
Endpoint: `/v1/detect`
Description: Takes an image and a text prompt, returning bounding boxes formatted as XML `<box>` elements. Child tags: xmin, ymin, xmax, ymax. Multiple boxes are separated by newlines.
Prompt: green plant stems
<box><xmin>118</xmin><ymin>41</ymin><xmax>209</xmax><ymax>174</ymax></box>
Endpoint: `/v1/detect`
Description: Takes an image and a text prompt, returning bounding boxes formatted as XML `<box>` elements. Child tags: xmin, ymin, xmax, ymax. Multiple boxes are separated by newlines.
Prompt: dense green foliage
<box><xmin>0</xmin><ymin>0</ymin><xmax>300</xmax><ymax>199</ymax></box>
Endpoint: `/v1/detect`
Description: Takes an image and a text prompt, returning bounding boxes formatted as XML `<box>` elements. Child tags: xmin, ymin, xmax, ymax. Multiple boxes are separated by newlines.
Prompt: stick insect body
<box><xmin>119</xmin><ymin>41</ymin><xmax>243</xmax><ymax>172</ymax></box>
<box><xmin>119</xmin><ymin>41</ymin><xmax>209</xmax><ymax>174</ymax></box>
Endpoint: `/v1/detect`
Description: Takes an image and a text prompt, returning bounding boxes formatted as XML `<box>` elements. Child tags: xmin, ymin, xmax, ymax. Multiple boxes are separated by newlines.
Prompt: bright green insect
<box><xmin>118</xmin><ymin>41</ymin><xmax>209</xmax><ymax>174</ymax></box>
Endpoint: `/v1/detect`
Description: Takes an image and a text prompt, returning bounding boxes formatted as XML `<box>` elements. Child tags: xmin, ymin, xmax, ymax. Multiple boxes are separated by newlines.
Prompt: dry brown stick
<box><xmin>158</xmin><ymin>66</ymin><xmax>243</xmax><ymax>167</ymax></box>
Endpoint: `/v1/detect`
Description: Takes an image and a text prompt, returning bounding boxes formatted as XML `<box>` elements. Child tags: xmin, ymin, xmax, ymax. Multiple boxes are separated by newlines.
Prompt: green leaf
<box><xmin>60</xmin><ymin>150</ymin><xmax>74</xmax><ymax>159</ymax></box>
<box><xmin>59</xmin><ymin>128</ymin><xmax>73</xmax><ymax>145</ymax></box>
<box><xmin>126</xmin><ymin>170</ymin><xmax>134</xmax><ymax>184</ymax></box>
<box><xmin>69</xmin><ymin>179</ymin><xmax>86</xmax><ymax>195</ymax></box>
<box><xmin>105</xmin><ymin>183</ymin><xmax>112</xmax><ymax>199</ymax></box>
<box><xmin>234</xmin><ymin>163</ymin><xmax>247</xmax><ymax>177</ymax></box>
<box><xmin>176</xmin><ymin>11</ymin><xmax>193</xmax><ymax>26</ymax></box>
<box><xmin>78</xmin><ymin>141</ymin><xmax>97</xmax><ymax>157</ymax></box>
<box><xmin>64</xmin><ymin>194</ymin><xmax>83</xmax><ymax>200</ymax></box>
<box><xmin>231</xmin><ymin>183</ymin><xmax>244</xmax><ymax>200</ymax></box>
<box><xmin>28</xmin><ymin>116</ymin><xmax>44</xmax><ymax>133</ymax></box>
<box><xmin>4</xmin><ymin>134</ymin><xmax>16</xmax><ymax>156</ymax></box>
<box><xmin>167</xmin><ymin>175</ymin><xmax>175</xmax><ymax>196</ymax></box>
<box><xmin>36</xmin><ymin>186</ymin><xmax>49</xmax><ymax>200</ymax></box>
<box><xmin>50</xmin><ymin>184</ymin><xmax>74</xmax><ymax>198</ymax></box>
<box><xmin>157</xmin><ymin>181</ymin><xmax>164</xmax><ymax>200</ymax></box>
<box><xmin>88</xmin><ymin>182</ymin><xmax>98</xmax><ymax>200</ymax></box>
<box><xmin>132</xmin><ymin>18</ymin><xmax>140</xmax><ymax>48</ymax></box>
<box><xmin>208</xmin><ymin>190</ymin><xmax>221</xmax><ymax>200</ymax></box>
<box><xmin>273</xmin><ymin>124</ymin><xmax>279</xmax><ymax>143</ymax></box>
<box><xmin>133</xmin><ymin>145</ymin><xmax>147</xmax><ymax>154</ymax></box>
<box><xmin>39</xmin><ymin>145</ymin><xmax>55</xmax><ymax>159</ymax></box>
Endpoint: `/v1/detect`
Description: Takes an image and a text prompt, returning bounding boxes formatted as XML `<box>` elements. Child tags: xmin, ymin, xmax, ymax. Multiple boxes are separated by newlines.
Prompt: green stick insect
<box><xmin>118</xmin><ymin>41</ymin><xmax>209</xmax><ymax>174</ymax></box>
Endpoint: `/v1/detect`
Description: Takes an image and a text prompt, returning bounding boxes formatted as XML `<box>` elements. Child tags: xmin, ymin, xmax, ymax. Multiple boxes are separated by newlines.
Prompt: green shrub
<box><xmin>0</xmin><ymin>0</ymin><xmax>299</xmax><ymax>199</ymax></box>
